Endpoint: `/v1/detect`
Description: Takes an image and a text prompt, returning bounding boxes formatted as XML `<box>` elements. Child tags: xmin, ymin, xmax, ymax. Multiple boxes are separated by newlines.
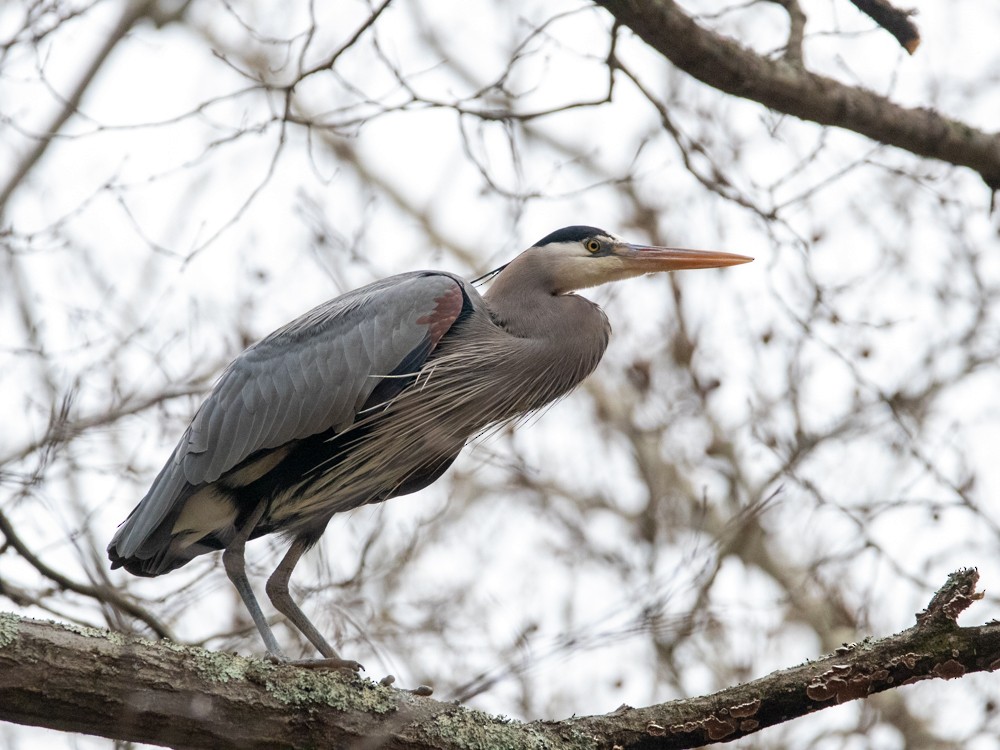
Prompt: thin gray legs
<box><xmin>224</xmin><ymin>508</ymin><xmax>360</xmax><ymax>670</ymax></box>
<box><xmin>266</xmin><ymin>535</ymin><xmax>362</xmax><ymax>670</ymax></box>
<box><xmin>222</xmin><ymin>501</ymin><xmax>283</xmax><ymax>656</ymax></box>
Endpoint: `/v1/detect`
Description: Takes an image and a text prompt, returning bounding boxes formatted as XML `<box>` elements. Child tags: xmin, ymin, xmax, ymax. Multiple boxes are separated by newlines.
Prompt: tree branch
<box><xmin>594</xmin><ymin>0</ymin><xmax>1000</xmax><ymax>189</ymax></box>
<box><xmin>848</xmin><ymin>0</ymin><xmax>921</xmax><ymax>54</ymax></box>
<box><xmin>0</xmin><ymin>570</ymin><xmax>997</xmax><ymax>749</ymax></box>
<box><xmin>0</xmin><ymin>0</ymin><xmax>156</xmax><ymax>217</ymax></box>
<box><xmin>0</xmin><ymin>510</ymin><xmax>175</xmax><ymax>639</ymax></box>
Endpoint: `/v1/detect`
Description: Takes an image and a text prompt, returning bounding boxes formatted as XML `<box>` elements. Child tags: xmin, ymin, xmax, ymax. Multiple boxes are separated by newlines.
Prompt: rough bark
<box><xmin>595</xmin><ymin>0</ymin><xmax>1000</xmax><ymax>189</ymax></box>
<box><xmin>0</xmin><ymin>570</ymin><xmax>996</xmax><ymax>749</ymax></box>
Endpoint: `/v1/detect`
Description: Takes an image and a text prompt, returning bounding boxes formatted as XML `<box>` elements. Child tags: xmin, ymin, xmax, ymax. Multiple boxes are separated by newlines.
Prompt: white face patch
<box><xmin>542</xmin><ymin>241</ymin><xmax>642</xmax><ymax>293</ymax></box>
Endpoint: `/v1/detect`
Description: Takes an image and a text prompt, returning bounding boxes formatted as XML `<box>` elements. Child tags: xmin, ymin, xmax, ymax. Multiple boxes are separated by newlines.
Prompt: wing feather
<box><xmin>110</xmin><ymin>272</ymin><xmax>468</xmax><ymax>559</ymax></box>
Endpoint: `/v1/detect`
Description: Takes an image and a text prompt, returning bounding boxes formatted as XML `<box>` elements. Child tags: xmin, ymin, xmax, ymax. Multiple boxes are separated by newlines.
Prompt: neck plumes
<box><xmin>479</xmin><ymin>249</ymin><xmax>611</xmax><ymax>411</ymax></box>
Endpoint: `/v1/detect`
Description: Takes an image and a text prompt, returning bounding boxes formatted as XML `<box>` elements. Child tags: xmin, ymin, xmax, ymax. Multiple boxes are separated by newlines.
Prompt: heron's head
<box><xmin>513</xmin><ymin>225</ymin><xmax>752</xmax><ymax>294</ymax></box>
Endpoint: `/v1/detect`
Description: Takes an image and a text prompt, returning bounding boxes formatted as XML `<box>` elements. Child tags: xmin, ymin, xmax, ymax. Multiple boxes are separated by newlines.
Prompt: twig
<box><xmin>0</xmin><ymin>510</ymin><xmax>174</xmax><ymax>639</ymax></box>
<box><xmin>848</xmin><ymin>0</ymin><xmax>921</xmax><ymax>54</ymax></box>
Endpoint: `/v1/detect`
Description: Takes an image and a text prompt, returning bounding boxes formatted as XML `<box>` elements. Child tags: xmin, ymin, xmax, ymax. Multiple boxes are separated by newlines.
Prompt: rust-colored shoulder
<box><xmin>417</xmin><ymin>279</ymin><xmax>466</xmax><ymax>348</ymax></box>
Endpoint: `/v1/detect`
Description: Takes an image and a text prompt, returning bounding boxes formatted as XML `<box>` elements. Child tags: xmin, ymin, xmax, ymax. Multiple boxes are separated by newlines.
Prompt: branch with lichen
<box><xmin>0</xmin><ymin>569</ymin><xmax>997</xmax><ymax>749</ymax></box>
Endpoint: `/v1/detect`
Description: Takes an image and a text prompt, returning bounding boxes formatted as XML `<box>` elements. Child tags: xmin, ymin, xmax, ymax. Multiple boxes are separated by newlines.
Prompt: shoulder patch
<box><xmin>417</xmin><ymin>280</ymin><xmax>465</xmax><ymax>347</ymax></box>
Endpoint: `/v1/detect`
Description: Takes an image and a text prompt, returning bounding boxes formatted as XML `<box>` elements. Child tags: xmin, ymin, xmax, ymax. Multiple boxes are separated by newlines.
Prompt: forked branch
<box><xmin>595</xmin><ymin>0</ymin><xmax>1000</xmax><ymax>189</ymax></box>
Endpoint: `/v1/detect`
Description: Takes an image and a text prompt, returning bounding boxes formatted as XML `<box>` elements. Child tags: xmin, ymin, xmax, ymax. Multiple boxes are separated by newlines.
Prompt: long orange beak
<box><xmin>614</xmin><ymin>243</ymin><xmax>753</xmax><ymax>271</ymax></box>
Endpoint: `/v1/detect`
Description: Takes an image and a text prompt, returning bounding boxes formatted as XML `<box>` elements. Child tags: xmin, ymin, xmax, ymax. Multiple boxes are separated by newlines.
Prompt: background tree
<box><xmin>1</xmin><ymin>0</ymin><xmax>999</xmax><ymax>747</ymax></box>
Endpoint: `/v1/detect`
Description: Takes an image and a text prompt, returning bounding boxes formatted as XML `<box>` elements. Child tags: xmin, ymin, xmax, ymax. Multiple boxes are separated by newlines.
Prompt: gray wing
<box><xmin>110</xmin><ymin>271</ymin><xmax>468</xmax><ymax>558</ymax></box>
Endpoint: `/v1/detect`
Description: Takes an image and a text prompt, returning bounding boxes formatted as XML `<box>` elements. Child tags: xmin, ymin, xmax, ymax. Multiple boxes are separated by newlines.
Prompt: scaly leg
<box><xmin>222</xmin><ymin>500</ymin><xmax>284</xmax><ymax>657</ymax></box>
<box><xmin>266</xmin><ymin>535</ymin><xmax>362</xmax><ymax>671</ymax></box>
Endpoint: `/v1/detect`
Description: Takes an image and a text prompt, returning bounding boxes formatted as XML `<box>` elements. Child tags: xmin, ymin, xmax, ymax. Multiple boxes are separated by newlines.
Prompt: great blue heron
<box><xmin>108</xmin><ymin>225</ymin><xmax>751</xmax><ymax>668</ymax></box>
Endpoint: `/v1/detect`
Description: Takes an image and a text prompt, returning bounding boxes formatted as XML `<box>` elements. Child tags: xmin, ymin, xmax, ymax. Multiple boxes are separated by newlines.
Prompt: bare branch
<box><xmin>1</xmin><ymin>571</ymin><xmax>997</xmax><ymax>749</ymax></box>
<box><xmin>594</xmin><ymin>0</ymin><xmax>1000</xmax><ymax>188</ymax></box>
<box><xmin>0</xmin><ymin>0</ymin><xmax>161</xmax><ymax>216</ymax></box>
<box><xmin>848</xmin><ymin>0</ymin><xmax>921</xmax><ymax>54</ymax></box>
<box><xmin>0</xmin><ymin>510</ymin><xmax>175</xmax><ymax>639</ymax></box>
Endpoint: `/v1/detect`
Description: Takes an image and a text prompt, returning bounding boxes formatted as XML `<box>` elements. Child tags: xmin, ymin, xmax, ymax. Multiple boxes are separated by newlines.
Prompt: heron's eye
<box><xmin>585</xmin><ymin>239</ymin><xmax>602</xmax><ymax>253</ymax></box>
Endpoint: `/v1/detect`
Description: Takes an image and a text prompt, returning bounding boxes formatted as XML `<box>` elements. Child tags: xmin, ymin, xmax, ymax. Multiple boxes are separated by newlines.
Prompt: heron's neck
<box><xmin>466</xmin><ymin>255</ymin><xmax>608</xmax><ymax>415</ymax></box>
<box><xmin>483</xmin><ymin>252</ymin><xmax>610</xmax><ymax>345</ymax></box>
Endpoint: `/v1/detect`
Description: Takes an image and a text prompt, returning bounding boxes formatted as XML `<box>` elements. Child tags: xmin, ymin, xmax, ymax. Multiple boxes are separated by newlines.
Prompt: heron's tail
<box><xmin>108</xmin><ymin>533</ymin><xmax>191</xmax><ymax>577</ymax></box>
<box><xmin>107</xmin><ymin>479</ymin><xmax>235</xmax><ymax>577</ymax></box>
<box><xmin>107</xmin><ymin>504</ymin><xmax>201</xmax><ymax>577</ymax></box>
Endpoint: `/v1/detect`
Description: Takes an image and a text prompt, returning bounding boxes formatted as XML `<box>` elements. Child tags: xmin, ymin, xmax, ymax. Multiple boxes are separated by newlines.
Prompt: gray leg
<box><xmin>266</xmin><ymin>536</ymin><xmax>361</xmax><ymax>670</ymax></box>
<box><xmin>222</xmin><ymin>501</ymin><xmax>284</xmax><ymax>657</ymax></box>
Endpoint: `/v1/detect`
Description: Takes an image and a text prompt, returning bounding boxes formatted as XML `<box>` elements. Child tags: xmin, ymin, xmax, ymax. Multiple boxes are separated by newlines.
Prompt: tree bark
<box><xmin>0</xmin><ymin>570</ymin><xmax>996</xmax><ymax>749</ymax></box>
<box><xmin>595</xmin><ymin>0</ymin><xmax>1000</xmax><ymax>189</ymax></box>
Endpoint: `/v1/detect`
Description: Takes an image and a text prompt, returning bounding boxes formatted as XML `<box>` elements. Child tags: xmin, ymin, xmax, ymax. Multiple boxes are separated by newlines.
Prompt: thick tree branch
<box><xmin>594</xmin><ymin>0</ymin><xmax>1000</xmax><ymax>189</ymax></box>
<box><xmin>0</xmin><ymin>570</ymin><xmax>997</xmax><ymax>749</ymax></box>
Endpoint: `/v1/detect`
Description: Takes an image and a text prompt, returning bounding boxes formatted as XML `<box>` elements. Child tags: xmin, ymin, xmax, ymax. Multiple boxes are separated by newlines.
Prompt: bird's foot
<box><xmin>289</xmin><ymin>656</ymin><xmax>364</xmax><ymax>672</ymax></box>
<box><xmin>266</xmin><ymin>652</ymin><xmax>364</xmax><ymax>672</ymax></box>
<box><xmin>379</xmin><ymin>674</ymin><xmax>433</xmax><ymax>696</ymax></box>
